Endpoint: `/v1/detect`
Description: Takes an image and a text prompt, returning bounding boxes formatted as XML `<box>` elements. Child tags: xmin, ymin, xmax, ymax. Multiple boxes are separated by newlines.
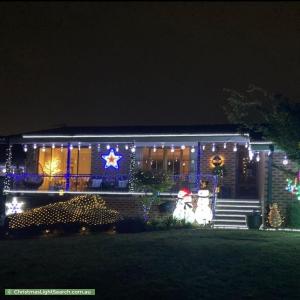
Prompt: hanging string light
<box><xmin>106</xmin><ymin>144</ymin><xmax>110</xmax><ymax>150</ymax></box>
<box><xmin>69</xmin><ymin>144</ymin><xmax>73</xmax><ymax>150</ymax></box>
<box><xmin>171</xmin><ymin>145</ymin><xmax>175</xmax><ymax>152</ymax></box>
<box><xmin>23</xmin><ymin>145</ymin><xmax>28</xmax><ymax>152</ymax></box>
<box><xmin>153</xmin><ymin>145</ymin><xmax>157</xmax><ymax>152</ymax></box>
<box><xmin>233</xmin><ymin>143</ymin><xmax>238</xmax><ymax>152</ymax></box>
<box><xmin>282</xmin><ymin>155</ymin><xmax>289</xmax><ymax>165</ymax></box>
<box><xmin>212</xmin><ymin>143</ymin><xmax>216</xmax><ymax>152</ymax></box>
<box><xmin>125</xmin><ymin>144</ymin><xmax>129</xmax><ymax>150</ymax></box>
<box><xmin>116</xmin><ymin>145</ymin><xmax>119</xmax><ymax>152</ymax></box>
<box><xmin>97</xmin><ymin>144</ymin><xmax>101</xmax><ymax>152</ymax></box>
<box><xmin>88</xmin><ymin>144</ymin><xmax>92</xmax><ymax>149</ymax></box>
<box><xmin>256</xmin><ymin>152</ymin><xmax>260</xmax><ymax>162</ymax></box>
<box><xmin>181</xmin><ymin>145</ymin><xmax>186</xmax><ymax>150</ymax></box>
<box><xmin>42</xmin><ymin>144</ymin><xmax>46</xmax><ymax>152</ymax></box>
<box><xmin>249</xmin><ymin>150</ymin><xmax>254</xmax><ymax>160</ymax></box>
<box><xmin>202</xmin><ymin>144</ymin><xmax>206</xmax><ymax>151</ymax></box>
<box><xmin>52</xmin><ymin>143</ymin><xmax>55</xmax><ymax>149</ymax></box>
<box><xmin>161</xmin><ymin>143</ymin><xmax>165</xmax><ymax>149</ymax></box>
<box><xmin>33</xmin><ymin>144</ymin><xmax>37</xmax><ymax>150</ymax></box>
<box><xmin>223</xmin><ymin>142</ymin><xmax>227</xmax><ymax>149</ymax></box>
<box><xmin>131</xmin><ymin>145</ymin><xmax>136</xmax><ymax>153</ymax></box>
<box><xmin>78</xmin><ymin>142</ymin><xmax>81</xmax><ymax>151</ymax></box>
<box><xmin>60</xmin><ymin>144</ymin><xmax>64</xmax><ymax>152</ymax></box>
<box><xmin>191</xmin><ymin>146</ymin><xmax>195</xmax><ymax>153</ymax></box>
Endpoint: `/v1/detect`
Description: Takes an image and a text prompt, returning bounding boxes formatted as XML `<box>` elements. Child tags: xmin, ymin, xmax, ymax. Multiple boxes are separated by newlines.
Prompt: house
<box><xmin>2</xmin><ymin>125</ymin><xmax>295</xmax><ymax>228</ymax></box>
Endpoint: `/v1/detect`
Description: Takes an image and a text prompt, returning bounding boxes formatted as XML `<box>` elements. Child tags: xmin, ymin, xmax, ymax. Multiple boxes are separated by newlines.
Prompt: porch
<box><xmin>6</xmin><ymin>173</ymin><xmax>217</xmax><ymax>194</ymax></box>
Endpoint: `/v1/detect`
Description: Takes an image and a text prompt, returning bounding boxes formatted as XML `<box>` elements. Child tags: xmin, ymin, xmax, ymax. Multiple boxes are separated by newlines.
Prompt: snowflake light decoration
<box><xmin>5</xmin><ymin>197</ymin><xmax>24</xmax><ymax>215</ymax></box>
<box><xmin>101</xmin><ymin>148</ymin><xmax>122</xmax><ymax>169</ymax></box>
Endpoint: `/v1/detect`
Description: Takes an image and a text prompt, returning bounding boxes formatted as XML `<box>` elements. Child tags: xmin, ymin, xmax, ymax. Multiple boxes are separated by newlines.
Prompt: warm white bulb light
<box><xmin>283</xmin><ymin>155</ymin><xmax>288</xmax><ymax>165</ymax></box>
<box><xmin>249</xmin><ymin>150</ymin><xmax>254</xmax><ymax>160</ymax></box>
<box><xmin>256</xmin><ymin>153</ymin><xmax>260</xmax><ymax>162</ymax></box>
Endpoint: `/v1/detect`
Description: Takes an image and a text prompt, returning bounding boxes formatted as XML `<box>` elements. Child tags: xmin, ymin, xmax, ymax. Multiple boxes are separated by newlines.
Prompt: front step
<box><xmin>213</xmin><ymin>198</ymin><xmax>261</xmax><ymax>229</ymax></box>
<box><xmin>214</xmin><ymin>224</ymin><xmax>248</xmax><ymax>230</ymax></box>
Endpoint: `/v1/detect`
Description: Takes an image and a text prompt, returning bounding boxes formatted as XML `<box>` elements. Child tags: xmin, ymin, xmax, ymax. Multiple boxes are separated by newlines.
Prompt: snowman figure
<box><xmin>173</xmin><ymin>189</ymin><xmax>195</xmax><ymax>223</ymax></box>
<box><xmin>194</xmin><ymin>189</ymin><xmax>213</xmax><ymax>225</ymax></box>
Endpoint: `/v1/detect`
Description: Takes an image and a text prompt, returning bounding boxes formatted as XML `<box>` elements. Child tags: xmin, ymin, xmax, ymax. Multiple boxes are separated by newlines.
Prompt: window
<box><xmin>38</xmin><ymin>148</ymin><xmax>67</xmax><ymax>176</ymax></box>
<box><xmin>70</xmin><ymin>148</ymin><xmax>91</xmax><ymax>175</ymax></box>
<box><xmin>38</xmin><ymin>147</ymin><xmax>91</xmax><ymax>191</ymax></box>
<box><xmin>141</xmin><ymin>147</ymin><xmax>190</xmax><ymax>175</ymax></box>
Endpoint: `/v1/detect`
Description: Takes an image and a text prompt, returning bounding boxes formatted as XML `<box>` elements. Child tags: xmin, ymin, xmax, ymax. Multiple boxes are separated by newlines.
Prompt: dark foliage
<box><xmin>115</xmin><ymin>217</ymin><xmax>146</xmax><ymax>233</ymax></box>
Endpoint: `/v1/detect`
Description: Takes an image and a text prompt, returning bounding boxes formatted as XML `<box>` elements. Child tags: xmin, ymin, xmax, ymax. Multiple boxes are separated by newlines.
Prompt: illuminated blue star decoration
<box><xmin>101</xmin><ymin>148</ymin><xmax>122</xmax><ymax>169</ymax></box>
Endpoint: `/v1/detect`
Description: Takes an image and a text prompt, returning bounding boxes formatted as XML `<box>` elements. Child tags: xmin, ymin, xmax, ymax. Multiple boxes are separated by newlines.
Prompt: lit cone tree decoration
<box><xmin>7</xmin><ymin>194</ymin><xmax>120</xmax><ymax>229</ymax></box>
<box><xmin>268</xmin><ymin>203</ymin><xmax>283</xmax><ymax>228</ymax></box>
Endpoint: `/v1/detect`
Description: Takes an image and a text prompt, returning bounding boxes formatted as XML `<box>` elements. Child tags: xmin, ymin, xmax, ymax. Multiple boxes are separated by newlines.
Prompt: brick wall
<box><xmin>263</xmin><ymin>151</ymin><xmax>298</xmax><ymax>219</ymax></box>
<box><xmin>200</xmin><ymin>142</ymin><xmax>237</xmax><ymax>198</ymax></box>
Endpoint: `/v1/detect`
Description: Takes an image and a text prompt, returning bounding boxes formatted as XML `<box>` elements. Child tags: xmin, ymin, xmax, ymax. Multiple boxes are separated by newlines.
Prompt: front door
<box><xmin>236</xmin><ymin>147</ymin><xmax>258</xmax><ymax>198</ymax></box>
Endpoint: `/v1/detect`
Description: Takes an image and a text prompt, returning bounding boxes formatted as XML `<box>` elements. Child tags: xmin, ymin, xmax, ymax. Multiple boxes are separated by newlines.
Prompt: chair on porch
<box><xmin>90</xmin><ymin>178</ymin><xmax>103</xmax><ymax>190</ymax></box>
<box><xmin>118</xmin><ymin>179</ymin><xmax>129</xmax><ymax>189</ymax></box>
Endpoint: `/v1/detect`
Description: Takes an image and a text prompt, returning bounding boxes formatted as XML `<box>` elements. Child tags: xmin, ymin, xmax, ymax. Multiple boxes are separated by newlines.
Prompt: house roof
<box><xmin>5</xmin><ymin>124</ymin><xmax>271</xmax><ymax>147</ymax></box>
<box><xmin>20</xmin><ymin>124</ymin><xmax>243</xmax><ymax>135</ymax></box>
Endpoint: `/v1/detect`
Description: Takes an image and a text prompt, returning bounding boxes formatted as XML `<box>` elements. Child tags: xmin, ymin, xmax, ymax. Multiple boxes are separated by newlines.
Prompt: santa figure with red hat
<box><xmin>173</xmin><ymin>188</ymin><xmax>195</xmax><ymax>223</ymax></box>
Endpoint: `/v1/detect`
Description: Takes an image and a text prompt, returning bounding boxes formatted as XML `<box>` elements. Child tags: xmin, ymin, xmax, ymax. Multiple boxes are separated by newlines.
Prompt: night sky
<box><xmin>1</xmin><ymin>2</ymin><xmax>299</xmax><ymax>135</ymax></box>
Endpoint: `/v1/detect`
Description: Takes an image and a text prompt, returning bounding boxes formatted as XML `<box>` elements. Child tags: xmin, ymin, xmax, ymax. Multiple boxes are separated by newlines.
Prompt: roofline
<box><xmin>22</xmin><ymin>133</ymin><xmax>249</xmax><ymax>139</ymax></box>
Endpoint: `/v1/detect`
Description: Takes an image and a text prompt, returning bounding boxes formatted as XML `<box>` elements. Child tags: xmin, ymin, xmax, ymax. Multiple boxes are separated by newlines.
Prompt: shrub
<box><xmin>115</xmin><ymin>217</ymin><xmax>146</xmax><ymax>233</ymax></box>
<box><xmin>146</xmin><ymin>216</ymin><xmax>195</xmax><ymax>231</ymax></box>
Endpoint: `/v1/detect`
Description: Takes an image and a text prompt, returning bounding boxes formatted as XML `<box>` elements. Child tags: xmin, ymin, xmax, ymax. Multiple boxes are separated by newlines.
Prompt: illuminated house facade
<box><xmin>2</xmin><ymin>125</ymin><xmax>294</xmax><ymax>228</ymax></box>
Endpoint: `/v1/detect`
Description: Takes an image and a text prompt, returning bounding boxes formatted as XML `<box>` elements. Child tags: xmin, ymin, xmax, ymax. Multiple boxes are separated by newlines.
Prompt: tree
<box><xmin>133</xmin><ymin>169</ymin><xmax>173</xmax><ymax>222</ymax></box>
<box><xmin>224</xmin><ymin>85</ymin><xmax>300</xmax><ymax>200</ymax></box>
<box><xmin>268</xmin><ymin>203</ymin><xmax>283</xmax><ymax>228</ymax></box>
<box><xmin>224</xmin><ymin>85</ymin><xmax>300</xmax><ymax>167</ymax></box>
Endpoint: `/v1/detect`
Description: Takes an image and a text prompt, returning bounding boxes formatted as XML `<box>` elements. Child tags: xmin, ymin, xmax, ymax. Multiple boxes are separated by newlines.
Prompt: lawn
<box><xmin>1</xmin><ymin>229</ymin><xmax>300</xmax><ymax>299</ymax></box>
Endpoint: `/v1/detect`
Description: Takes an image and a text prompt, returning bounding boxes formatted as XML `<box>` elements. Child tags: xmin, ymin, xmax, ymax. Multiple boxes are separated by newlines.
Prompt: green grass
<box><xmin>1</xmin><ymin>229</ymin><xmax>300</xmax><ymax>299</ymax></box>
